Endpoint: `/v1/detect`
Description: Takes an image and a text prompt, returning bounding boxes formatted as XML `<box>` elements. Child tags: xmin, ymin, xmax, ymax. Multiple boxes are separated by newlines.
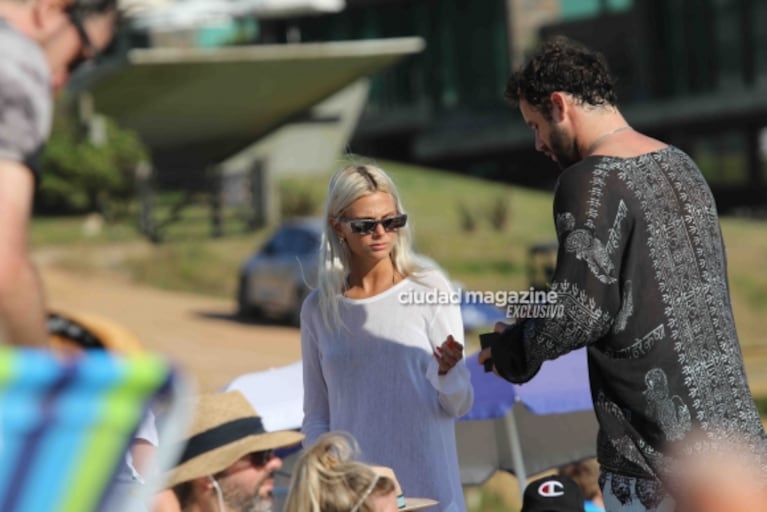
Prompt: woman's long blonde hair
<box><xmin>317</xmin><ymin>164</ymin><xmax>429</xmax><ymax>330</ymax></box>
<box><xmin>283</xmin><ymin>432</ymin><xmax>395</xmax><ymax>512</ymax></box>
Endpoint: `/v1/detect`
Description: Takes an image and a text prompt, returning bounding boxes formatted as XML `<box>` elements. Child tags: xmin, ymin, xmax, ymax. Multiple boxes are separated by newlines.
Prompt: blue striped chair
<box><xmin>0</xmin><ymin>347</ymin><xmax>190</xmax><ymax>512</ymax></box>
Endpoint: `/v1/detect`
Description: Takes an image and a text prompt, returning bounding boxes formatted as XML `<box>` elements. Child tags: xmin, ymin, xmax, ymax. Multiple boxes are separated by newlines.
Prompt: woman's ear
<box><xmin>330</xmin><ymin>218</ymin><xmax>344</xmax><ymax>241</ymax></box>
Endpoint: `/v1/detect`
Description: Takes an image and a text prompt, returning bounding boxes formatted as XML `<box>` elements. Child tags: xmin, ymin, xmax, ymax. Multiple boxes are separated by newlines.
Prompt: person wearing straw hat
<box><xmin>167</xmin><ymin>390</ymin><xmax>304</xmax><ymax>512</ymax></box>
<box><xmin>284</xmin><ymin>431</ymin><xmax>438</xmax><ymax>512</ymax></box>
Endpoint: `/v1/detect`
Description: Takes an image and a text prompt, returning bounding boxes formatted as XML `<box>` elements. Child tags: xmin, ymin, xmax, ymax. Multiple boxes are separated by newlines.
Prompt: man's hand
<box><xmin>477</xmin><ymin>347</ymin><xmax>493</xmax><ymax>366</ymax></box>
<box><xmin>477</xmin><ymin>321</ymin><xmax>512</xmax><ymax>376</ymax></box>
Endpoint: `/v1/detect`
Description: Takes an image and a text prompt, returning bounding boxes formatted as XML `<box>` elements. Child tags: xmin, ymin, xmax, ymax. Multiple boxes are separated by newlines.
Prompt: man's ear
<box><xmin>190</xmin><ymin>475</ymin><xmax>216</xmax><ymax>499</ymax></box>
<box><xmin>549</xmin><ymin>92</ymin><xmax>569</xmax><ymax>123</ymax></box>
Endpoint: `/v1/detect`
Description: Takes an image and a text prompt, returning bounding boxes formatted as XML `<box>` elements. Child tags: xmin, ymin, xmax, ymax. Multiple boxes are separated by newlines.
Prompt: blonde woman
<box><xmin>285</xmin><ymin>432</ymin><xmax>437</xmax><ymax>512</ymax></box>
<box><xmin>300</xmin><ymin>164</ymin><xmax>472</xmax><ymax>512</ymax></box>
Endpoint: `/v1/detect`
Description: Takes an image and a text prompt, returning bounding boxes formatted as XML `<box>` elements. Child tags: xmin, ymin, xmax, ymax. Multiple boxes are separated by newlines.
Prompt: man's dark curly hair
<box><xmin>505</xmin><ymin>36</ymin><xmax>617</xmax><ymax>120</ymax></box>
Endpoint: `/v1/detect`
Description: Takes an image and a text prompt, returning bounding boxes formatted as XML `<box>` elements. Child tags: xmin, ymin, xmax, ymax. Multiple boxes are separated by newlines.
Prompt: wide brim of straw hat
<box><xmin>165</xmin><ymin>391</ymin><xmax>303</xmax><ymax>489</ymax></box>
<box><xmin>399</xmin><ymin>497</ymin><xmax>440</xmax><ymax>511</ymax></box>
<box><xmin>371</xmin><ymin>466</ymin><xmax>439</xmax><ymax>511</ymax></box>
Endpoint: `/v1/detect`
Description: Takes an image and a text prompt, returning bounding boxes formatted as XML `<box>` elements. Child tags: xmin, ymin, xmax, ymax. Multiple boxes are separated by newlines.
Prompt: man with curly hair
<box><xmin>479</xmin><ymin>36</ymin><xmax>767</xmax><ymax>511</ymax></box>
<box><xmin>0</xmin><ymin>0</ymin><xmax>118</xmax><ymax>346</ymax></box>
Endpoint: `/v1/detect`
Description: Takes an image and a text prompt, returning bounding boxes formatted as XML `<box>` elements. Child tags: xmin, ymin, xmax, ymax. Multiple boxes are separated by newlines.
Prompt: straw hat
<box><xmin>48</xmin><ymin>310</ymin><xmax>145</xmax><ymax>355</ymax></box>
<box><xmin>166</xmin><ymin>390</ymin><xmax>304</xmax><ymax>488</ymax></box>
<box><xmin>370</xmin><ymin>466</ymin><xmax>438</xmax><ymax>511</ymax></box>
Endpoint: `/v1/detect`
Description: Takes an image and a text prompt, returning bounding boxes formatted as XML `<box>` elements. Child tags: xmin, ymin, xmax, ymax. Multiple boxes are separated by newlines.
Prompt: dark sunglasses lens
<box><xmin>382</xmin><ymin>215</ymin><xmax>407</xmax><ymax>231</ymax></box>
<box><xmin>68</xmin><ymin>8</ymin><xmax>92</xmax><ymax>47</ymax></box>
<box><xmin>251</xmin><ymin>450</ymin><xmax>272</xmax><ymax>466</ymax></box>
<box><xmin>350</xmin><ymin>220</ymin><xmax>377</xmax><ymax>234</ymax></box>
<box><xmin>348</xmin><ymin>215</ymin><xmax>406</xmax><ymax>234</ymax></box>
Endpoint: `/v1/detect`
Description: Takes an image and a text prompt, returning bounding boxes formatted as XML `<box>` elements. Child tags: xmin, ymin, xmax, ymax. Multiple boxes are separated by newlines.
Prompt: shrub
<box><xmin>37</xmin><ymin>102</ymin><xmax>148</xmax><ymax>220</ymax></box>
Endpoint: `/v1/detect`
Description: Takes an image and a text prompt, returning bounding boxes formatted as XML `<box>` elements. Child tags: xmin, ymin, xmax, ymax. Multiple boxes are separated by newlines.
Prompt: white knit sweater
<box><xmin>300</xmin><ymin>269</ymin><xmax>473</xmax><ymax>512</ymax></box>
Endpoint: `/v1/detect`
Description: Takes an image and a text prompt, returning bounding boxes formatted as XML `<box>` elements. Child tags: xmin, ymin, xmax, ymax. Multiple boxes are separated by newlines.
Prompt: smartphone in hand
<box><xmin>479</xmin><ymin>332</ymin><xmax>501</xmax><ymax>372</ymax></box>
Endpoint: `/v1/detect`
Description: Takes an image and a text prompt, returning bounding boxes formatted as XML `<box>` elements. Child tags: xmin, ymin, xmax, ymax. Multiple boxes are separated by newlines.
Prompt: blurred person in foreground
<box><xmin>284</xmin><ymin>431</ymin><xmax>437</xmax><ymax>512</ymax></box>
<box><xmin>0</xmin><ymin>0</ymin><xmax>118</xmax><ymax>346</ymax></box>
<box><xmin>300</xmin><ymin>163</ymin><xmax>473</xmax><ymax>511</ymax></box>
<box><xmin>559</xmin><ymin>460</ymin><xmax>605</xmax><ymax>512</ymax></box>
<box><xmin>668</xmin><ymin>432</ymin><xmax>767</xmax><ymax>512</ymax></box>
<box><xmin>521</xmin><ymin>474</ymin><xmax>585</xmax><ymax>512</ymax></box>
<box><xmin>166</xmin><ymin>390</ymin><xmax>304</xmax><ymax>512</ymax></box>
<box><xmin>478</xmin><ymin>36</ymin><xmax>767</xmax><ymax>510</ymax></box>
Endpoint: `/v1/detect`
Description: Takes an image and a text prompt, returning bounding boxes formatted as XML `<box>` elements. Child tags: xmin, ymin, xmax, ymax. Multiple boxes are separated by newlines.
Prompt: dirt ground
<box><xmin>41</xmin><ymin>266</ymin><xmax>302</xmax><ymax>392</ymax></box>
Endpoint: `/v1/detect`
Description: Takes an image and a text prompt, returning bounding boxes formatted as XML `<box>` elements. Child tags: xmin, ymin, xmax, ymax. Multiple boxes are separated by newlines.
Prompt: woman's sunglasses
<box><xmin>341</xmin><ymin>214</ymin><xmax>407</xmax><ymax>235</ymax></box>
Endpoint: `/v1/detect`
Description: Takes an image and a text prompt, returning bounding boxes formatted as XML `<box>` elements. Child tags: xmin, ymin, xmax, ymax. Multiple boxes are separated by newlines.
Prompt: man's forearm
<box><xmin>490</xmin><ymin>320</ymin><xmax>543</xmax><ymax>384</ymax></box>
<box><xmin>0</xmin><ymin>161</ymin><xmax>49</xmax><ymax>347</ymax></box>
<box><xmin>0</xmin><ymin>258</ymin><xmax>48</xmax><ymax>347</ymax></box>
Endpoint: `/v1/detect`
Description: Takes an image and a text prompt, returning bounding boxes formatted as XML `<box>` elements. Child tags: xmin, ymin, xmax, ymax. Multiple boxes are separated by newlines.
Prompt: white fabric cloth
<box><xmin>301</xmin><ymin>269</ymin><xmax>473</xmax><ymax>512</ymax></box>
<box><xmin>226</xmin><ymin>361</ymin><xmax>305</xmax><ymax>432</ymax></box>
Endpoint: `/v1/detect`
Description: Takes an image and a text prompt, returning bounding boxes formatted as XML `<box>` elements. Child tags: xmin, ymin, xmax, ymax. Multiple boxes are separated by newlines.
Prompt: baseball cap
<box><xmin>521</xmin><ymin>475</ymin><xmax>585</xmax><ymax>512</ymax></box>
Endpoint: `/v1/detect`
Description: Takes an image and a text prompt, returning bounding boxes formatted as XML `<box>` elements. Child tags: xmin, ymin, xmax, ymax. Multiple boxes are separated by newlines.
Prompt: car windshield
<box><xmin>264</xmin><ymin>226</ymin><xmax>320</xmax><ymax>256</ymax></box>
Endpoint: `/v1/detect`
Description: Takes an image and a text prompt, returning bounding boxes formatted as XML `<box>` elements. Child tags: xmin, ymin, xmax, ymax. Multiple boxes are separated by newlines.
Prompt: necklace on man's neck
<box><xmin>585</xmin><ymin>125</ymin><xmax>631</xmax><ymax>156</ymax></box>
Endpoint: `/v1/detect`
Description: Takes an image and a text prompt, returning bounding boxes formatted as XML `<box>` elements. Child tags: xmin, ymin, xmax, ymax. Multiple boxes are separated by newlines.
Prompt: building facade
<box><xmin>258</xmin><ymin>0</ymin><xmax>767</xmax><ymax>210</ymax></box>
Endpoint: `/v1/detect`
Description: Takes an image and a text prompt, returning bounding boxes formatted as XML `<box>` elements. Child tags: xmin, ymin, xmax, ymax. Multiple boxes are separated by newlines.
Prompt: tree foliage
<box><xmin>37</xmin><ymin>102</ymin><xmax>149</xmax><ymax>219</ymax></box>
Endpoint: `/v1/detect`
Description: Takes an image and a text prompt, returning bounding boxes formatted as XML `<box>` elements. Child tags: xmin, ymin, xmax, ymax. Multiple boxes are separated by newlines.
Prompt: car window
<box><xmin>292</xmin><ymin>230</ymin><xmax>320</xmax><ymax>255</ymax></box>
<box><xmin>263</xmin><ymin>229</ymin><xmax>293</xmax><ymax>255</ymax></box>
<box><xmin>263</xmin><ymin>227</ymin><xmax>320</xmax><ymax>256</ymax></box>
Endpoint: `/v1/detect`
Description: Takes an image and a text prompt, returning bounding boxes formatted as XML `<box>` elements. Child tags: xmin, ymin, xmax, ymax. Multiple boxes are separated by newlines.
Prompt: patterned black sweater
<box><xmin>491</xmin><ymin>145</ymin><xmax>767</xmax><ymax>481</ymax></box>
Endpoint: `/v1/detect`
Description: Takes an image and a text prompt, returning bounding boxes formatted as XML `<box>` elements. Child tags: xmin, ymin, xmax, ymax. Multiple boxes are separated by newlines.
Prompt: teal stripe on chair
<box><xmin>0</xmin><ymin>347</ymin><xmax>187</xmax><ymax>512</ymax></box>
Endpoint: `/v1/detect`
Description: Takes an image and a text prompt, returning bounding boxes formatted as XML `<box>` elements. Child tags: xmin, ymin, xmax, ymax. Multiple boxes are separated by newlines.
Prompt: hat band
<box><xmin>179</xmin><ymin>417</ymin><xmax>266</xmax><ymax>464</ymax></box>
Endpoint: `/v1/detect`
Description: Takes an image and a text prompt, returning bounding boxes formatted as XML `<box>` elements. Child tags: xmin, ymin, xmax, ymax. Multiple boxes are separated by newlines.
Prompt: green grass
<box><xmin>387</xmin><ymin>162</ymin><xmax>555</xmax><ymax>292</ymax></box>
<box><xmin>30</xmin><ymin>215</ymin><xmax>140</xmax><ymax>246</ymax></box>
<box><xmin>755</xmin><ymin>397</ymin><xmax>767</xmax><ymax>417</ymax></box>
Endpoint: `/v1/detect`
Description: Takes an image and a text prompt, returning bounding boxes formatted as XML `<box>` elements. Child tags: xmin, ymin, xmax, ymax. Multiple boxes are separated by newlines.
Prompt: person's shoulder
<box><xmin>0</xmin><ymin>22</ymin><xmax>52</xmax><ymax>175</ymax></box>
<box><xmin>0</xmin><ymin>21</ymin><xmax>49</xmax><ymax>85</ymax></box>
<box><xmin>660</xmin><ymin>145</ymin><xmax>697</xmax><ymax>165</ymax></box>
<box><xmin>555</xmin><ymin>159</ymin><xmax>601</xmax><ymax>194</ymax></box>
<box><xmin>302</xmin><ymin>289</ymin><xmax>321</xmax><ymax>312</ymax></box>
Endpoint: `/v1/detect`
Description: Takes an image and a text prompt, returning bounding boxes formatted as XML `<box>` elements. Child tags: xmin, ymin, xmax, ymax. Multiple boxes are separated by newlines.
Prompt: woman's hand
<box><xmin>434</xmin><ymin>334</ymin><xmax>464</xmax><ymax>375</ymax></box>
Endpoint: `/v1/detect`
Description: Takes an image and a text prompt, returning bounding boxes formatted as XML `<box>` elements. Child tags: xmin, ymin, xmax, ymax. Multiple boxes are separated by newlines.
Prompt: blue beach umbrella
<box><xmin>457</xmin><ymin>348</ymin><xmax>598</xmax><ymax>494</ymax></box>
